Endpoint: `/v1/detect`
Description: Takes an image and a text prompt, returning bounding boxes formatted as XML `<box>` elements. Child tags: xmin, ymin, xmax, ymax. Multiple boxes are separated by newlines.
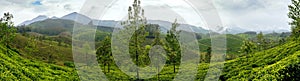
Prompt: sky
<box><xmin>0</xmin><ymin>0</ymin><xmax>292</xmax><ymax>31</ymax></box>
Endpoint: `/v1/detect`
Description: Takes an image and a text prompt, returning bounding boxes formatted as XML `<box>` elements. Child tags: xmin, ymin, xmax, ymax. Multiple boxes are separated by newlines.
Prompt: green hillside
<box><xmin>220</xmin><ymin>41</ymin><xmax>300</xmax><ymax>80</ymax></box>
<box><xmin>10</xmin><ymin>34</ymin><xmax>74</xmax><ymax>65</ymax></box>
<box><xmin>198</xmin><ymin>34</ymin><xmax>244</xmax><ymax>55</ymax></box>
<box><xmin>28</xmin><ymin>19</ymin><xmax>78</xmax><ymax>35</ymax></box>
<box><xmin>0</xmin><ymin>44</ymin><xmax>79</xmax><ymax>80</ymax></box>
<box><xmin>26</xmin><ymin>19</ymin><xmax>114</xmax><ymax>36</ymax></box>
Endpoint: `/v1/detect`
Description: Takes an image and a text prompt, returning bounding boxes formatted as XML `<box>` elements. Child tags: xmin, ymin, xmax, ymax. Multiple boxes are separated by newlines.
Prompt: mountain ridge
<box><xmin>19</xmin><ymin>12</ymin><xmax>210</xmax><ymax>34</ymax></box>
<box><xmin>18</xmin><ymin>15</ymin><xmax>48</xmax><ymax>26</ymax></box>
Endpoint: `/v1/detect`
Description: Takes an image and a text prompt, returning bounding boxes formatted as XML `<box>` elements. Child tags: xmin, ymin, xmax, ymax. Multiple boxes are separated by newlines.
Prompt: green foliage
<box><xmin>145</xmin><ymin>24</ymin><xmax>160</xmax><ymax>38</ymax></box>
<box><xmin>205</xmin><ymin>47</ymin><xmax>211</xmax><ymax>63</ymax></box>
<box><xmin>240</xmin><ymin>40</ymin><xmax>257</xmax><ymax>54</ymax></box>
<box><xmin>24</xmin><ymin>37</ymin><xmax>38</xmax><ymax>56</ymax></box>
<box><xmin>163</xmin><ymin>19</ymin><xmax>181</xmax><ymax>73</ymax></box>
<box><xmin>0</xmin><ymin>12</ymin><xmax>17</xmax><ymax>46</ymax></box>
<box><xmin>220</xmin><ymin>41</ymin><xmax>300</xmax><ymax>80</ymax></box>
<box><xmin>96</xmin><ymin>36</ymin><xmax>113</xmax><ymax>73</ymax></box>
<box><xmin>28</xmin><ymin>19</ymin><xmax>77</xmax><ymax>35</ymax></box>
<box><xmin>288</xmin><ymin>0</ymin><xmax>300</xmax><ymax>39</ymax></box>
<box><xmin>0</xmin><ymin>44</ymin><xmax>79</xmax><ymax>80</ymax></box>
<box><xmin>256</xmin><ymin>32</ymin><xmax>266</xmax><ymax>50</ymax></box>
<box><xmin>2</xmin><ymin>1</ymin><xmax>299</xmax><ymax>81</ymax></box>
<box><xmin>199</xmin><ymin>34</ymin><xmax>244</xmax><ymax>54</ymax></box>
<box><xmin>10</xmin><ymin>34</ymin><xmax>73</xmax><ymax>64</ymax></box>
<box><xmin>120</xmin><ymin>0</ymin><xmax>149</xmax><ymax>79</ymax></box>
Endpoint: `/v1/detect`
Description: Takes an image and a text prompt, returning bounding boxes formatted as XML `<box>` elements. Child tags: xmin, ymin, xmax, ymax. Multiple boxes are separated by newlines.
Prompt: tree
<box><xmin>96</xmin><ymin>36</ymin><xmax>113</xmax><ymax>73</ymax></box>
<box><xmin>48</xmin><ymin>44</ymin><xmax>55</xmax><ymax>63</ymax></box>
<box><xmin>121</xmin><ymin>0</ymin><xmax>148</xmax><ymax>79</ymax></box>
<box><xmin>149</xmin><ymin>24</ymin><xmax>163</xmax><ymax>80</ymax></box>
<box><xmin>0</xmin><ymin>12</ymin><xmax>16</xmax><ymax>47</ymax></box>
<box><xmin>0</xmin><ymin>12</ymin><xmax>16</xmax><ymax>55</ymax></box>
<box><xmin>151</xmin><ymin>25</ymin><xmax>162</xmax><ymax>46</ymax></box>
<box><xmin>240</xmin><ymin>40</ymin><xmax>257</xmax><ymax>54</ymax></box>
<box><xmin>288</xmin><ymin>0</ymin><xmax>300</xmax><ymax>39</ymax></box>
<box><xmin>256</xmin><ymin>32</ymin><xmax>266</xmax><ymax>50</ymax></box>
<box><xmin>205</xmin><ymin>47</ymin><xmax>212</xmax><ymax>63</ymax></box>
<box><xmin>25</xmin><ymin>37</ymin><xmax>38</xmax><ymax>56</ymax></box>
<box><xmin>164</xmin><ymin>19</ymin><xmax>181</xmax><ymax>73</ymax></box>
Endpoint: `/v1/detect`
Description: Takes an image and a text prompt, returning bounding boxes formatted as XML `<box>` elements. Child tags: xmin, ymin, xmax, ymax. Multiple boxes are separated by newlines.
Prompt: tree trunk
<box><xmin>108</xmin><ymin>62</ymin><xmax>110</xmax><ymax>73</ymax></box>
<box><xmin>104</xmin><ymin>63</ymin><xmax>106</xmax><ymax>74</ymax></box>
<box><xmin>157</xmin><ymin>66</ymin><xmax>160</xmax><ymax>80</ymax></box>
<box><xmin>173</xmin><ymin>60</ymin><xmax>176</xmax><ymax>73</ymax></box>
<box><xmin>136</xmin><ymin>33</ymin><xmax>140</xmax><ymax>79</ymax></box>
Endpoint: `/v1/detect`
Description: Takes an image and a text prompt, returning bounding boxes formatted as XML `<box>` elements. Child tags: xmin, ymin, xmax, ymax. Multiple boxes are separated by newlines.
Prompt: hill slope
<box><xmin>220</xmin><ymin>41</ymin><xmax>300</xmax><ymax>80</ymax></box>
<box><xmin>198</xmin><ymin>34</ymin><xmax>244</xmax><ymax>54</ymax></box>
<box><xmin>0</xmin><ymin>45</ymin><xmax>79</xmax><ymax>80</ymax></box>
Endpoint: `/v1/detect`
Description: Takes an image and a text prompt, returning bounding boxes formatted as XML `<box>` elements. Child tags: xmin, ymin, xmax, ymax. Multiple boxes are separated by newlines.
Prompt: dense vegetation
<box><xmin>0</xmin><ymin>44</ymin><xmax>79</xmax><ymax>80</ymax></box>
<box><xmin>1</xmin><ymin>0</ymin><xmax>300</xmax><ymax>80</ymax></box>
<box><xmin>221</xmin><ymin>41</ymin><xmax>300</xmax><ymax>80</ymax></box>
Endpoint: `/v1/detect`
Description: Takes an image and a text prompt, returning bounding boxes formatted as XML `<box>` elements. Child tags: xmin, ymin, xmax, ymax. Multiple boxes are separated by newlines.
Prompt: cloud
<box><xmin>0</xmin><ymin>0</ymin><xmax>292</xmax><ymax>31</ymax></box>
<box><xmin>64</xmin><ymin>4</ymin><xmax>72</xmax><ymax>11</ymax></box>
<box><xmin>0</xmin><ymin>0</ymin><xmax>85</xmax><ymax>25</ymax></box>
<box><xmin>213</xmin><ymin>0</ymin><xmax>291</xmax><ymax>31</ymax></box>
<box><xmin>215</xmin><ymin>0</ymin><xmax>265</xmax><ymax>11</ymax></box>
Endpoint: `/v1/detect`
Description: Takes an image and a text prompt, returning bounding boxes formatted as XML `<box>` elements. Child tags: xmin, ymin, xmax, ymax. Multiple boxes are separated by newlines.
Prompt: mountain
<box><xmin>92</xmin><ymin>19</ymin><xmax>209</xmax><ymax>34</ymax></box>
<box><xmin>260</xmin><ymin>29</ymin><xmax>290</xmax><ymax>34</ymax></box>
<box><xmin>21</xmin><ymin>12</ymin><xmax>209</xmax><ymax>34</ymax></box>
<box><xmin>147</xmin><ymin>20</ymin><xmax>209</xmax><ymax>34</ymax></box>
<box><xmin>18</xmin><ymin>15</ymin><xmax>48</xmax><ymax>26</ymax></box>
<box><xmin>19</xmin><ymin>12</ymin><xmax>290</xmax><ymax>34</ymax></box>
<box><xmin>226</xmin><ymin>27</ymin><xmax>248</xmax><ymax>34</ymax></box>
<box><xmin>61</xmin><ymin>12</ymin><xmax>92</xmax><ymax>25</ymax></box>
<box><xmin>27</xmin><ymin>19</ymin><xmax>82</xmax><ymax>35</ymax></box>
<box><xmin>51</xmin><ymin>16</ymin><xmax>59</xmax><ymax>19</ymax></box>
<box><xmin>92</xmin><ymin>20</ymin><xmax>119</xmax><ymax>27</ymax></box>
<box><xmin>226</xmin><ymin>26</ymin><xmax>290</xmax><ymax>34</ymax></box>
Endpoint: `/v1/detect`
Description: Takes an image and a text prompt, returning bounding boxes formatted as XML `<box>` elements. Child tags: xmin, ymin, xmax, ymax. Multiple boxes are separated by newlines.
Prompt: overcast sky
<box><xmin>0</xmin><ymin>0</ymin><xmax>292</xmax><ymax>31</ymax></box>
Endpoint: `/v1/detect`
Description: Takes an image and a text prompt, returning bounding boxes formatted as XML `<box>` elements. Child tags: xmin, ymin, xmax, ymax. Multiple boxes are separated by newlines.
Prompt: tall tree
<box><xmin>205</xmin><ymin>47</ymin><xmax>212</xmax><ymax>63</ymax></box>
<box><xmin>288</xmin><ymin>0</ymin><xmax>300</xmax><ymax>39</ymax></box>
<box><xmin>96</xmin><ymin>36</ymin><xmax>113</xmax><ymax>73</ymax></box>
<box><xmin>164</xmin><ymin>19</ymin><xmax>181</xmax><ymax>73</ymax></box>
<box><xmin>256</xmin><ymin>32</ymin><xmax>266</xmax><ymax>50</ymax></box>
<box><xmin>151</xmin><ymin>25</ymin><xmax>162</xmax><ymax>46</ymax></box>
<box><xmin>0</xmin><ymin>12</ymin><xmax>16</xmax><ymax>55</ymax></box>
<box><xmin>121</xmin><ymin>0</ymin><xmax>148</xmax><ymax>79</ymax></box>
<box><xmin>0</xmin><ymin>12</ymin><xmax>16</xmax><ymax>47</ymax></box>
<box><xmin>150</xmin><ymin>24</ymin><xmax>163</xmax><ymax>80</ymax></box>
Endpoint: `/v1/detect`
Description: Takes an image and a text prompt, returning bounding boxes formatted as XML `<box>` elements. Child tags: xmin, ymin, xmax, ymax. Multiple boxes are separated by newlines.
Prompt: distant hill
<box><xmin>92</xmin><ymin>20</ymin><xmax>119</xmax><ymax>27</ymax></box>
<box><xmin>19</xmin><ymin>12</ymin><xmax>290</xmax><ymax>34</ymax></box>
<box><xmin>198</xmin><ymin>34</ymin><xmax>245</xmax><ymax>55</ymax></box>
<box><xmin>18</xmin><ymin>15</ymin><xmax>48</xmax><ymax>26</ymax></box>
<box><xmin>61</xmin><ymin>12</ymin><xmax>92</xmax><ymax>25</ymax></box>
<box><xmin>19</xmin><ymin>12</ymin><xmax>209</xmax><ymax>34</ymax></box>
<box><xmin>26</xmin><ymin>18</ymin><xmax>115</xmax><ymax>36</ymax></box>
<box><xmin>147</xmin><ymin>20</ymin><xmax>209</xmax><ymax>34</ymax></box>
<box><xmin>51</xmin><ymin>16</ymin><xmax>59</xmax><ymax>19</ymax></box>
<box><xmin>226</xmin><ymin>27</ymin><xmax>248</xmax><ymax>34</ymax></box>
<box><xmin>28</xmin><ymin>19</ymin><xmax>79</xmax><ymax>35</ymax></box>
